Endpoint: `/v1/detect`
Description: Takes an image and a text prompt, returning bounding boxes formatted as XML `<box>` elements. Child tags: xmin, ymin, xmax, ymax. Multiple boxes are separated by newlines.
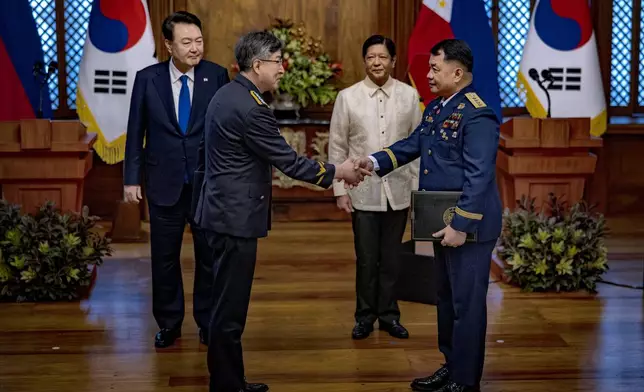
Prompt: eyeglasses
<box><xmin>257</xmin><ymin>58</ymin><xmax>283</xmax><ymax>65</ymax></box>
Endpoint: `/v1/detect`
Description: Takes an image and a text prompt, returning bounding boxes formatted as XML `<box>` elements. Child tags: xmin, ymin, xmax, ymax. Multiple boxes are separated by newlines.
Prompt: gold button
<box><xmin>428</xmin><ymin>149</ymin><xmax>432</xmax><ymax>155</ymax></box>
<box><xmin>424</xmin><ymin>169</ymin><xmax>428</xmax><ymax>175</ymax></box>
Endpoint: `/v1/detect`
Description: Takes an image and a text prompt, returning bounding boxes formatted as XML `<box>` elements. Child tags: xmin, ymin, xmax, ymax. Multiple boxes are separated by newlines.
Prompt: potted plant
<box><xmin>0</xmin><ymin>200</ymin><xmax>112</xmax><ymax>302</ymax></box>
<box><xmin>231</xmin><ymin>17</ymin><xmax>342</xmax><ymax>115</ymax></box>
<box><xmin>497</xmin><ymin>193</ymin><xmax>609</xmax><ymax>293</ymax></box>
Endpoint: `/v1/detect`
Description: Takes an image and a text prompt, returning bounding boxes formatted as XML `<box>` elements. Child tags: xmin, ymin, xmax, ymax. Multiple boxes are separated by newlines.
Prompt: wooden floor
<box><xmin>1</xmin><ymin>221</ymin><xmax>643</xmax><ymax>392</ymax></box>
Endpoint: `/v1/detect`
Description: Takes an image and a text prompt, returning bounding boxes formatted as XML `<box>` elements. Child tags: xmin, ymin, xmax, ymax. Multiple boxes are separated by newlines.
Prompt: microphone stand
<box><xmin>528</xmin><ymin>68</ymin><xmax>552</xmax><ymax>118</ymax></box>
<box><xmin>33</xmin><ymin>61</ymin><xmax>57</xmax><ymax>119</ymax></box>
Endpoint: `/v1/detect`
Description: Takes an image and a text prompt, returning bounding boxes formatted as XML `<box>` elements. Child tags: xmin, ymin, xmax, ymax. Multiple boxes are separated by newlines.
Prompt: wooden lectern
<box><xmin>0</xmin><ymin>119</ymin><xmax>96</xmax><ymax>214</ymax></box>
<box><xmin>496</xmin><ymin>117</ymin><xmax>603</xmax><ymax>211</ymax></box>
<box><xmin>492</xmin><ymin>117</ymin><xmax>603</xmax><ymax>281</ymax></box>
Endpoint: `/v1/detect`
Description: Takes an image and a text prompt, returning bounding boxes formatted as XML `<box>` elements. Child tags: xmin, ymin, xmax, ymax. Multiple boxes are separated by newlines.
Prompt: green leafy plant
<box><xmin>233</xmin><ymin>17</ymin><xmax>342</xmax><ymax>107</ymax></box>
<box><xmin>498</xmin><ymin>193</ymin><xmax>608</xmax><ymax>293</ymax></box>
<box><xmin>269</xmin><ymin>17</ymin><xmax>342</xmax><ymax>107</ymax></box>
<box><xmin>0</xmin><ymin>200</ymin><xmax>112</xmax><ymax>302</ymax></box>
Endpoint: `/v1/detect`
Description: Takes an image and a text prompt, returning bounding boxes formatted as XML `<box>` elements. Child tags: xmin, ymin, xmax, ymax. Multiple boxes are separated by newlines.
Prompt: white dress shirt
<box><xmin>328</xmin><ymin>76</ymin><xmax>422</xmax><ymax>212</ymax></box>
<box><xmin>169</xmin><ymin>58</ymin><xmax>194</xmax><ymax>121</ymax></box>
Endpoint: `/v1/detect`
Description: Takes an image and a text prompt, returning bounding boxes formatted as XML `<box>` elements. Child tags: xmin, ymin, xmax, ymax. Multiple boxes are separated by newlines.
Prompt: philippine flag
<box><xmin>407</xmin><ymin>0</ymin><xmax>502</xmax><ymax>121</ymax></box>
<box><xmin>517</xmin><ymin>0</ymin><xmax>607</xmax><ymax>136</ymax></box>
<box><xmin>0</xmin><ymin>1</ymin><xmax>53</xmax><ymax>121</ymax></box>
<box><xmin>76</xmin><ymin>0</ymin><xmax>156</xmax><ymax>164</ymax></box>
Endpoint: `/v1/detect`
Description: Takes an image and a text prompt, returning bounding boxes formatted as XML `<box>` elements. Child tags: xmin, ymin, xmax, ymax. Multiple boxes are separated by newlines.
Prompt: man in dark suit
<box><xmin>123</xmin><ymin>11</ymin><xmax>229</xmax><ymax>349</ymax></box>
<box><xmin>194</xmin><ymin>31</ymin><xmax>370</xmax><ymax>392</ymax></box>
<box><xmin>355</xmin><ymin>39</ymin><xmax>502</xmax><ymax>392</ymax></box>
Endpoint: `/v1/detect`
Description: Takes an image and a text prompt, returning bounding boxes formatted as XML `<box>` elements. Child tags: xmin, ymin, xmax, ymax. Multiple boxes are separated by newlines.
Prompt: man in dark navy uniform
<box><xmin>194</xmin><ymin>31</ymin><xmax>370</xmax><ymax>392</ymax></box>
<box><xmin>355</xmin><ymin>39</ymin><xmax>501</xmax><ymax>392</ymax></box>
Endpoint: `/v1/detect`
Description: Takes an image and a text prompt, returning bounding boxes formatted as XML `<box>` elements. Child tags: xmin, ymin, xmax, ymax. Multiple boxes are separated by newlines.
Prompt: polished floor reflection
<box><xmin>0</xmin><ymin>221</ymin><xmax>642</xmax><ymax>392</ymax></box>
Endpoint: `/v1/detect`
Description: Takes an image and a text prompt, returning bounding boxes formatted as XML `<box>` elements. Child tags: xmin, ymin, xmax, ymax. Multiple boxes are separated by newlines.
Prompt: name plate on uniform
<box><xmin>411</xmin><ymin>190</ymin><xmax>477</xmax><ymax>242</ymax></box>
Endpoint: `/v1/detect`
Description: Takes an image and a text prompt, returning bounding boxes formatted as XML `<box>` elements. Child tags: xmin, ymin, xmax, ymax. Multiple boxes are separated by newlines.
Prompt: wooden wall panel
<box><xmin>82</xmin><ymin>156</ymin><xmax>125</xmax><ymax>219</ymax></box>
<box><xmin>585</xmin><ymin>127</ymin><xmax>644</xmax><ymax>219</ymax></box>
<box><xmin>147</xmin><ymin>0</ymin><xmax>174</xmax><ymax>62</ymax></box>
<box><xmin>186</xmin><ymin>0</ymin><xmax>379</xmax><ymax>87</ymax></box>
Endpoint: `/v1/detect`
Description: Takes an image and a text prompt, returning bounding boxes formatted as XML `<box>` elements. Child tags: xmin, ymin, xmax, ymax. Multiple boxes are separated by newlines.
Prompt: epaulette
<box><xmin>465</xmin><ymin>92</ymin><xmax>486</xmax><ymax>108</ymax></box>
<box><xmin>250</xmin><ymin>90</ymin><xmax>268</xmax><ymax>107</ymax></box>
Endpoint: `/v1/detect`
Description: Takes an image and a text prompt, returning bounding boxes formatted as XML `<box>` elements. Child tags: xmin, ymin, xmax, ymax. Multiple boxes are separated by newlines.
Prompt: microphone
<box><xmin>33</xmin><ymin>60</ymin><xmax>43</xmax><ymax>77</ymax></box>
<box><xmin>528</xmin><ymin>67</ymin><xmax>552</xmax><ymax>118</ymax></box>
<box><xmin>541</xmin><ymin>69</ymin><xmax>555</xmax><ymax>88</ymax></box>
<box><xmin>47</xmin><ymin>61</ymin><xmax>58</xmax><ymax>77</ymax></box>
<box><xmin>528</xmin><ymin>68</ymin><xmax>539</xmax><ymax>81</ymax></box>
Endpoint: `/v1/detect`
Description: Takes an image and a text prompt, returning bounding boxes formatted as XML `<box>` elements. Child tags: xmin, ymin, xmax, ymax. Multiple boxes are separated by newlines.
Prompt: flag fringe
<box><xmin>590</xmin><ymin>109</ymin><xmax>607</xmax><ymax>137</ymax></box>
<box><xmin>408</xmin><ymin>73</ymin><xmax>427</xmax><ymax>112</ymax></box>
<box><xmin>76</xmin><ymin>90</ymin><xmax>127</xmax><ymax>164</ymax></box>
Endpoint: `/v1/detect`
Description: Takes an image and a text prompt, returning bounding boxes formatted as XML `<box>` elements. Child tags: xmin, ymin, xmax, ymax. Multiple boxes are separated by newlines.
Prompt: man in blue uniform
<box><xmin>194</xmin><ymin>31</ymin><xmax>370</xmax><ymax>392</ymax></box>
<box><xmin>355</xmin><ymin>39</ymin><xmax>501</xmax><ymax>392</ymax></box>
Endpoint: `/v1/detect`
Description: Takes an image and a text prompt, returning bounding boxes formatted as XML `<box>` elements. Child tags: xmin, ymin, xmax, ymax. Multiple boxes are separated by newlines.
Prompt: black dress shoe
<box><xmin>435</xmin><ymin>381</ymin><xmax>480</xmax><ymax>392</ymax></box>
<box><xmin>154</xmin><ymin>328</ymin><xmax>181</xmax><ymax>348</ymax></box>
<box><xmin>351</xmin><ymin>321</ymin><xmax>374</xmax><ymax>340</ymax></box>
<box><xmin>199</xmin><ymin>328</ymin><xmax>208</xmax><ymax>345</ymax></box>
<box><xmin>378</xmin><ymin>320</ymin><xmax>409</xmax><ymax>339</ymax></box>
<box><xmin>243</xmin><ymin>381</ymin><xmax>269</xmax><ymax>392</ymax></box>
<box><xmin>410</xmin><ymin>364</ymin><xmax>450</xmax><ymax>391</ymax></box>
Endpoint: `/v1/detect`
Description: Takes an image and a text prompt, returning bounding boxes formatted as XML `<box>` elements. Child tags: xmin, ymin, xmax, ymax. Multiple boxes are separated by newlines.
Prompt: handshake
<box><xmin>334</xmin><ymin>157</ymin><xmax>375</xmax><ymax>189</ymax></box>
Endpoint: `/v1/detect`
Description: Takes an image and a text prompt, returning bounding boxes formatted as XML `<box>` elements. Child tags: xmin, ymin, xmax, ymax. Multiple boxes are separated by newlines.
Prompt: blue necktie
<box><xmin>178</xmin><ymin>75</ymin><xmax>190</xmax><ymax>183</ymax></box>
<box><xmin>178</xmin><ymin>75</ymin><xmax>190</xmax><ymax>134</ymax></box>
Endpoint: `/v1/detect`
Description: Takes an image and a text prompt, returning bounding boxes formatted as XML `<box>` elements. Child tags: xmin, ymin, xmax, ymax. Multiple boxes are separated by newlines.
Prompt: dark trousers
<box><xmin>434</xmin><ymin>239</ymin><xmax>496</xmax><ymax>387</ymax></box>
<box><xmin>147</xmin><ymin>184</ymin><xmax>214</xmax><ymax>332</ymax></box>
<box><xmin>205</xmin><ymin>230</ymin><xmax>258</xmax><ymax>392</ymax></box>
<box><xmin>351</xmin><ymin>203</ymin><xmax>408</xmax><ymax>325</ymax></box>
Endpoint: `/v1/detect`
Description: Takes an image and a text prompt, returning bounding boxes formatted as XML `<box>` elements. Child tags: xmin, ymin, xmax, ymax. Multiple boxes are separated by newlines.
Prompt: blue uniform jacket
<box><xmin>194</xmin><ymin>74</ymin><xmax>336</xmax><ymax>238</ymax></box>
<box><xmin>371</xmin><ymin>85</ymin><xmax>502</xmax><ymax>242</ymax></box>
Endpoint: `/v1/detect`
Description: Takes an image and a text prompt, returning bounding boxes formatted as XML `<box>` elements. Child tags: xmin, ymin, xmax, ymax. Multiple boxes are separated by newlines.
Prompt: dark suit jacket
<box><xmin>123</xmin><ymin>59</ymin><xmax>230</xmax><ymax>207</ymax></box>
<box><xmin>194</xmin><ymin>74</ymin><xmax>336</xmax><ymax>238</ymax></box>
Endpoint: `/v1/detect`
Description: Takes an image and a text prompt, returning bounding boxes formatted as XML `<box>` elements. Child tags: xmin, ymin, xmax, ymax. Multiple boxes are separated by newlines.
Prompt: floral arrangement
<box><xmin>497</xmin><ymin>193</ymin><xmax>609</xmax><ymax>293</ymax></box>
<box><xmin>232</xmin><ymin>17</ymin><xmax>342</xmax><ymax>108</ymax></box>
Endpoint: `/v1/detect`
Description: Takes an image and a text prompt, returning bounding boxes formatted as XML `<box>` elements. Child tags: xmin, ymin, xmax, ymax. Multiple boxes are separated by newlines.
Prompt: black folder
<box><xmin>411</xmin><ymin>190</ymin><xmax>477</xmax><ymax>242</ymax></box>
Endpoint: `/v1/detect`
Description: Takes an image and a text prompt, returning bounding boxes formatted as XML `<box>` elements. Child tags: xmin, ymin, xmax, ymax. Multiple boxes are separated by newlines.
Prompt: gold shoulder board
<box><xmin>250</xmin><ymin>90</ymin><xmax>267</xmax><ymax>106</ymax></box>
<box><xmin>465</xmin><ymin>92</ymin><xmax>486</xmax><ymax>108</ymax></box>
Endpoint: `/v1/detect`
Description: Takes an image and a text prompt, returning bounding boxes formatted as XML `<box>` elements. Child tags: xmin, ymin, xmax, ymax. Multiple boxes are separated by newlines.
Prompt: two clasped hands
<box><xmin>333</xmin><ymin>156</ymin><xmax>374</xmax><ymax>189</ymax></box>
<box><xmin>333</xmin><ymin>156</ymin><xmax>467</xmax><ymax>248</ymax></box>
